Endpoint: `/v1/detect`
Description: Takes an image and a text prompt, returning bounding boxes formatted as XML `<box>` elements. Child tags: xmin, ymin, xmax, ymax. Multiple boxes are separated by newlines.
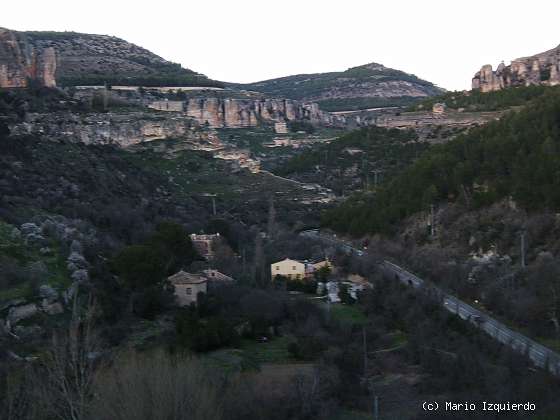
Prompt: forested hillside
<box><xmin>323</xmin><ymin>89</ymin><xmax>560</xmax><ymax>235</ymax></box>
<box><xmin>410</xmin><ymin>85</ymin><xmax>560</xmax><ymax>112</ymax></box>
<box><xmin>273</xmin><ymin>126</ymin><xmax>429</xmax><ymax>195</ymax></box>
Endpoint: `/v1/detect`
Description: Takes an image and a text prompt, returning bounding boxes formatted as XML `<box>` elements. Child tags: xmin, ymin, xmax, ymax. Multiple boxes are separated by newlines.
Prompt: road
<box><xmin>301</xmin><ymin>229</ymin><xmax>560</xmax><ymax>376</ymax></box>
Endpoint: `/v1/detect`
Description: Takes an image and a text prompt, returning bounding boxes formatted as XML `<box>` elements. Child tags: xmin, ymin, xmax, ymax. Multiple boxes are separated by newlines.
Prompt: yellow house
<box><xmin>271</xmin><ymin>258</ymin><xmax>332</xmax><ymax>280</ymax></box>
<box><xmin>168</xmin><ymin>271</ymin><xmax>207</xmax><ymax>306</ymax></box>
<box><xmin>271</xmin><ymin>258</ymin><xmax>307</xmax><ymax>280</ymax></box>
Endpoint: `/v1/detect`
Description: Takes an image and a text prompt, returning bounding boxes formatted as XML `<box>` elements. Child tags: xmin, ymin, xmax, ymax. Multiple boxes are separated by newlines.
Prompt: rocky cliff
<box><xmin>149</xmin><ymin>97</ymin><xmax>343</xmax><ymax>128</ymax></box>
<box><xmin>472</xmin><ymin>44</ymin><xmax>560</xmax><ymax>92</ymax></box>
<box><xmin>10</xmin><ymin>111</ymin><xmax>218</xmax><ymax>147</ymax></box>
<box><xmin>0</xmin><ymin>28</ymin><xmax>57</xmax><ymax>88</ymax></box>
<box><xmin>0</xmin><ymin>27</ymin><xmax>221</xmax><ymax>88</ymax></box>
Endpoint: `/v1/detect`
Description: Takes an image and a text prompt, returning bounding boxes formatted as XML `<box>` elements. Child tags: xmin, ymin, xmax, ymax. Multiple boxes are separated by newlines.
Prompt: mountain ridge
<box><xmin>230</xmin><ymin>62</ymin><xmax>444</xmax><ymax>112</ymax></box>
<box><xmin>0</xmin><ymin>27</ymin><xmax>223</xmax><ymax>88</ymax></box>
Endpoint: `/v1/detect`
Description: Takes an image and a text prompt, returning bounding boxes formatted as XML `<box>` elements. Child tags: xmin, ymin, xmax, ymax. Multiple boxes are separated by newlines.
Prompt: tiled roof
<box><xmin>168</xmin><ymin>271</ymin><xmax>207</xmax><ymax>285</ymax></box>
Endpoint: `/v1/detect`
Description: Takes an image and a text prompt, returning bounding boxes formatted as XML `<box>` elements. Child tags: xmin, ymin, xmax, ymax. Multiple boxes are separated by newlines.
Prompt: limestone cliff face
<box><xmin>472</xmin><ymin>45</ymin><xmax>560</xmax><ymax>92</ymax></box>
<box><xmin>11</xmin><ymin>112</ymin><xmax>206</xmax><ymax>147</ymax></box>
<box><xmin>0</xmin><ymin>28</ymin><xmax>57</xmax><ymax>88</ymax></box>
<box><xmin>149</xmin><ymin>97</ymin><xmax>339</xmax><ymax>128</ymax></box>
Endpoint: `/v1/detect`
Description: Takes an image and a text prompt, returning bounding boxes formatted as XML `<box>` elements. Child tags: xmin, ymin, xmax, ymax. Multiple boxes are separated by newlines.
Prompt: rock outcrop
<box><xmin>11</xmin><ymin>111</ymin><xmax>220</xmax><ymax>147</ymax></box>
<box><xmin>149</xmin><ymin>98</ymin><xmax>340</xmax><ymax>128</ymax></box>
<box><xmin>472</xmin><ymin>45</ymin><xmax>560</xmax><ymax>92</ymax></box>
<box><xmin>0</xmin><ymin>28</ymin><xmax>57</xmax><ymax>88</ymax></box>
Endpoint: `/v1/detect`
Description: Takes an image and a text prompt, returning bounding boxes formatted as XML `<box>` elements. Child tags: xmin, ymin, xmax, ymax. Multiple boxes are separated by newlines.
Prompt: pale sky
<box><xmin>4</xmin><ymin>0</ymin><xmax>560</xmax><ymax>91</ymax></box>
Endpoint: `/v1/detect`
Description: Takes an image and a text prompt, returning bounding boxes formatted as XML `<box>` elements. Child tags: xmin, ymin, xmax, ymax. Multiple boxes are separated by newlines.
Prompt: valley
<box><xmin>2</xmin><ymin>22</ymin><xmax>560</xmax><ymax>420</ymax></box>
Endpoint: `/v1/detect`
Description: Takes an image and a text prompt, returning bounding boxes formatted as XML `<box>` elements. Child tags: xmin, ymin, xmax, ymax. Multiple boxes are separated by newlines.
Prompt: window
<box><xmin>292</xmin><ymin>266</ymin><xmax>296</xmax><ymax>270</ymax></box>
<box><xmin>186</xmin><ymin>288</ymin><xmax>192</xmax><ymax>295</ymax></box>
<box><xmin>276</xmin><ymin>266</ymin><xmax>280</xmax><ymax>270</ymax></box>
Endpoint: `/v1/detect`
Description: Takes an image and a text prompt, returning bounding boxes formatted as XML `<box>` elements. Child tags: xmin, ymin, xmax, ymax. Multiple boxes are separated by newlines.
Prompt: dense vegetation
<box><xmin>323</xmin><ymin>89</ymin><xmax>560</xmax><ymax>235</ymax></box>
<box><xmin>410</xmin><ymin>85</ymin><xmax>560</xmax><ymax>112</ymax></box>
<box><xmin>274</xmin><ymin>126</ymin><xmax>429</xmax><ymax>195</ymax></box>
<box><xmin>233</xmin><ymin>63</ymin><xmax>442</xmax><ymax>112</ymax></box>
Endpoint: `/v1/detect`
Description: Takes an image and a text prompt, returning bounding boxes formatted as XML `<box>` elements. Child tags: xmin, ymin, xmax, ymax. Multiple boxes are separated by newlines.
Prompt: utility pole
<box><xmin>212</xmin><ymin>196</ymin><xmax>217</xmax><ymax>216</ymax></box>
<box><xmin>373</xmin><ymin>395</ymin><xmax>379</xmax><ymax>420</ymax></box>
<box><xmin>520</xmin><ymin>231</ymin><xmax>526</xmax><ymax>269</ymax></box>
<box><xmin>430</xmin><ymin>204</ymin><xmax>435</xmax><ymax>237</ymax></box>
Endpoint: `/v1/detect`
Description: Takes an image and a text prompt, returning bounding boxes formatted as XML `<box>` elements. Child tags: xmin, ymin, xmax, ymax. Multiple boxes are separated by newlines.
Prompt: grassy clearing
<box><xmin>326</xmin><ymin>303</ymin><xmax>368</xmax><ymax>326</ymax></box>
<box><xmin>240</xmin><ymin>335</ymin><xmax>296</xmax><ymax>364</ymax></box>
<box><xmin>206</xmin><ymin>336</ymin><xmax>297</xmax><ymax>373</ymax></box>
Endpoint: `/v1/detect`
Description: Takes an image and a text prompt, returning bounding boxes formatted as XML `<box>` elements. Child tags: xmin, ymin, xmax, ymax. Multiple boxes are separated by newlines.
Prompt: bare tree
<box><xmin>35</xmin><ymin>288</ymin><xmax>99</xmax><ymax>420</ymax></box>
<box><xmin>88</xmin><ymin>350</ymin><xmax>223</xmax><ymax>420</ymax></box>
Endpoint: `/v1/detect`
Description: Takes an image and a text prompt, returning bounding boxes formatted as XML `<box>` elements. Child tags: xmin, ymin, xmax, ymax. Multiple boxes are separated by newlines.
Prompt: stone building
<box><xmin>202</xmin><ymin>269</ymin><xmax>235</xmax><ymax>290</ymax></box>
<box><xmin>168</xmin><ymin>271</ymin><xmax>207</xmax><ymax>306</ymax></box>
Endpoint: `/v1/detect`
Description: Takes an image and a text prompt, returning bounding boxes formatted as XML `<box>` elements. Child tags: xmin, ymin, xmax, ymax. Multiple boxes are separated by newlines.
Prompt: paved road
<box><xmin>301</xmin><ymin>229</ymin><xmax>560</xmax><ymax>376</ymax></box>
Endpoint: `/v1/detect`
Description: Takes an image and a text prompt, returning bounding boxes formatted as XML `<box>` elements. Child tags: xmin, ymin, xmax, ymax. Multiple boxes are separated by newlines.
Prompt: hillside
<box><xmin>410</xmin><ymin>85</ymin><xmax>560</xmax><ymax>113</ymax></box>
<box><xmin>0</xmin><ymin>28</ymin><xmax>223</xmax><ymax>88</ymax></box>
<box><xmin>322</xmin><ymin>88</ymin><xmax>560</xmax><ymax>235</ymax></box>
<box><xmin>272</xmin><ymin>126</ymin><xmax>429</xmax><ymax>195</ymax></box>
<box><xmin>320</xmin><ymin>89</ymin><xmax>560</xmax><ymax>353</ymax></box>
<box><xmin>232</xmin><ymin>62</ymin><xmax>444</xmax><ymax>112</ymax></box>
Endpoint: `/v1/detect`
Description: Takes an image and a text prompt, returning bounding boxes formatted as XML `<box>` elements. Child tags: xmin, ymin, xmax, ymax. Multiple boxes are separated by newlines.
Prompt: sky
<box><xmin>3</xmin><ymin>0</ymin><xmax>560</xmax><ymax>91</ymax></box>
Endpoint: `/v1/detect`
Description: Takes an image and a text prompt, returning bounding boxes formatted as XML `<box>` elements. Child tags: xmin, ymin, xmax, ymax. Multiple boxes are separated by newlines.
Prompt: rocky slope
<box><xmin>0</xmin><ymin>27</ymin><xmax>221</xmax><ymax>88</ymax></box>
<box><xmin>472</xmin><ymin>44</ymin><xmax>560</xmax><ymax>92</ymax></box>
<box><xmin>232</xmin><ymin>62</ymin><xmax>444</xmax><ymax>112</ymax></box>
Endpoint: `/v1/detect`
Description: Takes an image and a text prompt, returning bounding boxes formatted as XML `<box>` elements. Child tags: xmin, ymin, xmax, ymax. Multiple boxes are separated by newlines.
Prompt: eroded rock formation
<box><xmin>10</xmin><ymin>112</ymin><xmax>215</xmax><ymax>147</ymax></box>
<box><xmin>472</xmin><ymin>45</ymin><xmax>560</xmax><ymax>92</ymax></box>
<box><xmin>149</xmin><ymin>98</ymin><xmax>339</xmax><ymax>128</ymax></box>
<box><xmin>0</xmin><ymin>28</ymin><xmax>57</xmax><ymax>88</ymax></box>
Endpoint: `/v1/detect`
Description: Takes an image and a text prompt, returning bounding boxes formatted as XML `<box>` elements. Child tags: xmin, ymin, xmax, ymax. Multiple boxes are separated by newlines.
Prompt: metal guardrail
<box><xmin>382</xmin><ymin>261</ymin><xmax>560</xmax><ymax>376</ymax></box>
<box><xmin>301</xmin><ymin>230</ymin><xmax>560</xmax><ymax>375</ymax></box>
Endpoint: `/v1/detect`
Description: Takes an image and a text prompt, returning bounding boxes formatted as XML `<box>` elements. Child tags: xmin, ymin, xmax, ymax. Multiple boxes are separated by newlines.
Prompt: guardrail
<box><xmin>301</xmin><ymin>230</ymin><xmax>560</xmax><ymax>375</ymax></box>
<box><xmin>382</xmin><ymin>260</ymin><xmax>560</xmax><ymax>376</ymax></box>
